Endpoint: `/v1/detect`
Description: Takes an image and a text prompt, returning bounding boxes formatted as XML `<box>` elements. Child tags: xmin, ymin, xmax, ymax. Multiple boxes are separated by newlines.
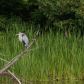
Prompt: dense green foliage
<box><xmin>0</xmin><ymin>0</ymin><xmax>84</xmax><ymax>31</ymax></box>
<box><xmin>38</xmin><ymin>0</ymin><xmax>82</xmax><ymax>31</ymax></box>
<box><xmin>1</xmin><ymin>0</ymin><xmax>84</xmax><ymax>83</ymax></box>
<box><xmin>0</xmin><ymin>23</ymin><xmax>84</xmax><ymax>82</ymax></box>
<box><xmin>0</xmin><ymin>0</ymin><xmax>84</xmax><ymax>83</ymax></box>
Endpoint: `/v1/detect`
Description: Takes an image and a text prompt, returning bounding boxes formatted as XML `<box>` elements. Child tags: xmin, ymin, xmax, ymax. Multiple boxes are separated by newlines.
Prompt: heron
<box><xmin>16</xmin><ymin>32</ymin><xmax>29</xmax><ymax>49</ymax></box>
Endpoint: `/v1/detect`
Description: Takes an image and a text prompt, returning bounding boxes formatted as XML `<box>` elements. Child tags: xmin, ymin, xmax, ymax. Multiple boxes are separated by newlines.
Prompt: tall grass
<box><xmin>0</xmin><ymin>22</ymin><xmax>84</xmax><ymax>82</ymax></box>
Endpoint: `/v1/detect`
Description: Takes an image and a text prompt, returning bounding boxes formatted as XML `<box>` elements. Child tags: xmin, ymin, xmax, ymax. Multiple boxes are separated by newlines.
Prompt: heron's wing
<box><xmin>22</xmin><ymin>34</ymin><xmax>28</xmax><ymax>46</ymax></box>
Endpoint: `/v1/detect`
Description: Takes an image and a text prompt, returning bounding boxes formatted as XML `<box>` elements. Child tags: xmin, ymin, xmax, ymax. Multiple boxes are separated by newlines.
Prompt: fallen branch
<box><xmin>0</xmin><ymin>30</ymin><xmax>39</xmax><ymax>73</ymax></box>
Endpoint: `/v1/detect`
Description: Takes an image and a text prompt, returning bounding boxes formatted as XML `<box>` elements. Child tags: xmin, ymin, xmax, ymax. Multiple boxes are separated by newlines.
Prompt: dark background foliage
<box><xmin>0</xmin><ymin>0</ymin><xmax>84</xmax><ymax>33</ymax></box>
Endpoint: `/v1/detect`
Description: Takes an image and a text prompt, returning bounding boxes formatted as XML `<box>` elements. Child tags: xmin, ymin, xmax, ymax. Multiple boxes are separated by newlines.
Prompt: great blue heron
<box><xmin>16</xmin><ymin>32</ymin><xmax>29</xmax><ymax>49</ymax></box>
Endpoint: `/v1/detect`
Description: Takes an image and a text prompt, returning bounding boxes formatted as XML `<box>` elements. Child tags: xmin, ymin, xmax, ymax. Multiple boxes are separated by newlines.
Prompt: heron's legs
<box><xmin>24</xmin><ymin>46</ymin><xmax>26</xmax><ymax>50</ymax></box>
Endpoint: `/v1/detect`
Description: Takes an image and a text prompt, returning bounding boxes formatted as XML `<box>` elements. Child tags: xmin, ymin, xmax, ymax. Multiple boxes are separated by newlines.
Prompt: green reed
<box><xmin>0</xmin><ymin>22</ymin><xmax>84</xmax><ymax>82</ymax></box>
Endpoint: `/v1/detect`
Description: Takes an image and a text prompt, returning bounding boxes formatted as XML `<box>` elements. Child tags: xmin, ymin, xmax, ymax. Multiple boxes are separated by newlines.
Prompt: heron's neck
<box><xmin>19</xmin><ymin>34</ymin><xmax>22</xmax><ymax>42</ymax></box>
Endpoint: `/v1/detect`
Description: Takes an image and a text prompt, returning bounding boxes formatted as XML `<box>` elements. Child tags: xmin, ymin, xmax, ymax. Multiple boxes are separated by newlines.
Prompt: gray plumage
<box><xmin>16</xmin><ymin>32</ymin><xmax>28</xmax><ymax>48</ymax></box>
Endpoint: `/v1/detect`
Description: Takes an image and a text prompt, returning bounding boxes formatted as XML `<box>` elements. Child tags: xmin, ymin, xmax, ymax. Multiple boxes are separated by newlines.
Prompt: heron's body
<box><xmin>16</xmin><ymin>32</ymin><xmax>29</xmax><ymax>48</ymax></box>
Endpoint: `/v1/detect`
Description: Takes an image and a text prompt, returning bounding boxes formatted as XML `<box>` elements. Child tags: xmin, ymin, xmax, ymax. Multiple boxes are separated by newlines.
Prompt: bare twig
<box><xmin>24</xmin><ymin>46</ymin><xmax>43</xmax><ymax>57</ymax></box>
<box><xmin>16</xmin><ymin>75</ymin><xmax>33</xmax><ymax>84</ymax></box>
<box><xmin>8</xmin><ymin>70</ymin><xmax>21</xmax><ymax>84</ymax></box>
<box><xmin>28</xmin><ymin>46</ymin><xmax>43</xmax><ymax>51</ymax></box>
<box><xmin>0</xmin><ymin>30</ymin><xmax>39</xmax><ymax>73</ymax></box>
<box><xmin>0</xmin><ymin>58</ymin><xmax>10</xmax><ymax>63</ymax></box>
<box><xmin>2</xmin><ymin>55</ymin><xmax>18</xmax><ymax>69</ymax></box>
<box><xmin>0</xmin><ymin>58</ymin><xmax>15</xmax><ymax>69</ymax></box>
<box><xmin>0</xmin><ymin>53</ymin><xmax>9</xmax><ymax>56</ymax></box>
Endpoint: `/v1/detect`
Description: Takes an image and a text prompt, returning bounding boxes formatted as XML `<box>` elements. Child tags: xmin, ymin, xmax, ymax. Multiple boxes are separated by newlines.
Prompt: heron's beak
<box><xmin>15</xmin><ymin>34</ymin><xmax>19</xmax><ymax>36</ymax></box>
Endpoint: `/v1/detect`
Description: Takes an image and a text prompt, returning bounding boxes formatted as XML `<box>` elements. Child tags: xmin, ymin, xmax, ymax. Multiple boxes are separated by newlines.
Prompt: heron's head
<box><xmin>15</xmin><ymin>32</ymin><xmax>22</xmax><ymax>36</ymax></box>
